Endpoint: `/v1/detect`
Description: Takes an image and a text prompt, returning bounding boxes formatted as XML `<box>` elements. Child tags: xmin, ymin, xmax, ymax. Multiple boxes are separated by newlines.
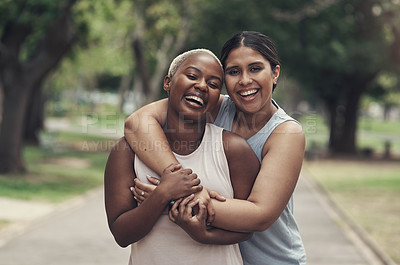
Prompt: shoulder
<box><xmin>105</xmin><ymin>137</ymin><xmax>136</xmax><ymax>183</ymax></box>
<box><xmin>222</xmin><ymin>131</ymin><xmax>258</xmax><ymax>164</ymax></box>
<box><xmin>263</xmin><ymin>120</ymin><xmax>305</xmax><ymax>157</ymax></box>
<box><xmin>222</xmin><ymin>130</ymin><xmax>250</xmax><ymax>152</ymax></box>
<box><xmin>273</xmin><ymin>119</ymin><xmax>304</xmax><ymax>136</ymax></box>
<box><xmin>273</xmin><ymin>120</ymin><xmax>305</xmax><ymax>145</ymax></box>
<box><xmin>222</xmin><ymin>131</ymin><xmax>260</xmax><ymax>196</ymax></box>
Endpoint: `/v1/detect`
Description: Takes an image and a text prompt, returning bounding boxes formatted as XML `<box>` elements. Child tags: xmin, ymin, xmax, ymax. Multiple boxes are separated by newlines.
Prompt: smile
<box><xmin>239</xmin><ymin>89</ymin><xmax>258</xmax><ymax>97</ymax></box>
<box><xmin>185</xmin><ymin>95</ymin><xmax>204</xmax><ymax>106</ymax></box>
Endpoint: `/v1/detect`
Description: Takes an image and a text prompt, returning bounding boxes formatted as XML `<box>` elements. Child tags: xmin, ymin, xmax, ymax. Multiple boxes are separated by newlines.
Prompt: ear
<box><xmin>273</xmin><ymin>65</ymin><xmax>280</xmax><ymax>81</ymax></box>
<box><xmin>163</xmin><ymin>76</ymin><xmax>171</xmax><ymax>93</ymax></box>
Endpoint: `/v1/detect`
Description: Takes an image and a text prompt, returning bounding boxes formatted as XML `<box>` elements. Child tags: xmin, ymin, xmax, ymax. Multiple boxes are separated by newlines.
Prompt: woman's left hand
<box><xmin>131</xmin><ymin>176</ymin><xmax>159</xmax><ymax>203</ymax></box>
<box><xmin>169</xmin><ymin>195</ymin><xmax>208</xmax><ymax>242</ymax></box>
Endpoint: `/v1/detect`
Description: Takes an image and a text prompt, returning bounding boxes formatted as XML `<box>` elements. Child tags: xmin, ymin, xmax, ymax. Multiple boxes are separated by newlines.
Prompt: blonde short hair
<box><xmin>168</xmin><ymin>49</ymin><xmax>223</xmax><ymax>78</ymax></box>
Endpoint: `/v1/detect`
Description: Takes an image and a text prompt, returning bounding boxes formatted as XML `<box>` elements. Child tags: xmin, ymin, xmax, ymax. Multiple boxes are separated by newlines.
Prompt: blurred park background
<box><xmin>0</xmin><ymin>0</ymin><xmax>399</xmax><ymax>263</ymax></box>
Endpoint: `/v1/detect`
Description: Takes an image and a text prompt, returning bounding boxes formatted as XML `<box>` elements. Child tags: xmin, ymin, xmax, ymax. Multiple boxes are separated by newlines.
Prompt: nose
<box><xmin>239</xmin><ymin>72</ymin><xmax>252</xmax><ymax>86</ymax></box>
<box><xmin>195</xmin><ymin>78</ymin><xmax>208</xmax><ymax>91</ymax></box>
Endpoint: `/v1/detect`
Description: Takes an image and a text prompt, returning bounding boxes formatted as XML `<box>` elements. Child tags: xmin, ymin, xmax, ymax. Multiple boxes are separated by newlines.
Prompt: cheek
<box><xmin>224</xmin><ymin>76</ymin><xmax>237</xmax><ymax>91</ymax></box>
<box><xmin>168</xmin><ymin>90</ymin><xmax>180</xmax><ymax>103</ymax></box>
<box><xmin>208</xmin><ymin>90</ymin><xmax>220</xmax><ymax>105</ymax></box>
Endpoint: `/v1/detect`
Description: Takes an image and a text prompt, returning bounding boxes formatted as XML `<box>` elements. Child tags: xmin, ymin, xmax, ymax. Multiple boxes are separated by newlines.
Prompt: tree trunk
<box><xmin>0</xmin><ymin>84</ymin><xmax>3</xmax><ymax>124</ymax></box>
<box><xmin>327</xmin><ymin>99</ymin><xmax>339</xmax><ymax>152</ymax></box>
<box><xmin>132</xmin><ymin>34</ymin><xmax>151</xmax><ymax>99</ymax></box>
<box><xmin>327</xmin><ymin>75</ymin><xmax>376</xmax><ymax>155</ymax></box>
<box><xmin>24</xmin><ymin>83</ymin><xmax>46</xmax><ymax>145</ymax></box>
<box><xmin>130</xmin><ymin>1</ymin><xmax>193</xmax><ymax>107</ymax></box>
<box><xmin>0</xmin><ymin>0</ymin><xmax>77</xmax><ymax>173</ymax></box>
<box><xmin>118</xmin><ymin>73</ymin><xmax>132</xmax><ymax>113</ymax></box>
<box><xmin>338</xmin><ymin>85</ymin><xmax>363</xmax><ymax>153</ymax></box>
<box><xmin>0</xmin><ymin>82</ymin><xmax>31</xmax><ymax>173</ymax></box>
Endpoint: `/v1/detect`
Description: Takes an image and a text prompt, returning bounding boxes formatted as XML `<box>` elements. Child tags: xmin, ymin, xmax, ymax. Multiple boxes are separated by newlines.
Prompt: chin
<box><xmin>180</xmin><ymin>113</ymin><xmax>206</xmax><ymax>123</ymax></box>
<box><xmin>236</xmin><ymin>102</ymin><xmax>259</xmax><ymax>113</ymax></box>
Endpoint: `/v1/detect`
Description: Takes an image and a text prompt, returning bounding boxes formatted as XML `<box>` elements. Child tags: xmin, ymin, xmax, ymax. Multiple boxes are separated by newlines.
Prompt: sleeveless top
<box><xmin>130</xmin><ymin>123</ymin><xmax>243</xmax><ymax>265</ymax></box>
<box><xmin>214</xmin><ymin>95</ymin><xmax>307</xmax><ymax>265</ymax></box>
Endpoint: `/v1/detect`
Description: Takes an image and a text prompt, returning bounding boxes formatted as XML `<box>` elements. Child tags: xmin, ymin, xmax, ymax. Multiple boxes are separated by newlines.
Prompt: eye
<box><xmin>208</xmin><ymin>82</ymin><xmax>220</xmax><ymax>89</ymax></box>
<box><xmin>186</xmin><ymin>74</ymin><xmax>197</xmax><ymax>80</ymax></box>
<box><xmin>226</xmin><ymin>69</ymin><xmax>240</xmax><ymax>76</ymax></box>
<box><xmin>250</xmin><ymin>66</ymin><xmax>262</xmax><ymax>72</ymax></box>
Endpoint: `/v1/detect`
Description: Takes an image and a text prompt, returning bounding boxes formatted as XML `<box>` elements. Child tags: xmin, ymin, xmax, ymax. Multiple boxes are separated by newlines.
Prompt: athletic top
<box><xmin>214</xmin><ymin>95</ymin><xmax>307</xmax><ymax>265</ymax></box>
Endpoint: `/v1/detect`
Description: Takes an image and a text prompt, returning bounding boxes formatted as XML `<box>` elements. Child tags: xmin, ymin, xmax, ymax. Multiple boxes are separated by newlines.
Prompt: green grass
<box><xmin>303</xmin><ymin>160</ymin><xmax>400</xmax><ymax>263</ymax></box>
<box><xmin>0</xmin><ymin>136</ymin><xmax>109</xmax><ymax>203</ymax></box>
<box><xmin>300</xmin><ymin>114</ymin><xmax>400</xmax><ymax>155</ymax></box>
<box><xmin>55</xmin><ymin>131</ymin><xmax>114</xmax><ymax>142</ymax></box>
<box><xmin>359</xmin><ymin>117</ymin><xmax>400</xmax><ymax>135</ymax></box>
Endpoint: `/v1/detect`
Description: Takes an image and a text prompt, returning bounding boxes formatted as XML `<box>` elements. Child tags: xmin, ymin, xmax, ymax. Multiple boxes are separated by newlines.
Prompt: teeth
<box><xmin>240</xmin><ymin>89</ymin><xmax>257</xmax><ymax>96</ymax></box>
<box><xmin>186</xmin><ymin>95</ymin><xmax>204</xmax><ymax>105</ymax></box>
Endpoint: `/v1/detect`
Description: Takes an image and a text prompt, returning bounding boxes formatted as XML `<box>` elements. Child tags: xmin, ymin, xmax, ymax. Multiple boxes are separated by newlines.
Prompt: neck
<box><xmin>233</xmin><ymin>101</ymin><xmax>277</xmax><ymax>139</ymax></box>
<box><xmin>164</xmin><ymin>112</ymin><xmax>206</xmax><ymax>155</ymax></box>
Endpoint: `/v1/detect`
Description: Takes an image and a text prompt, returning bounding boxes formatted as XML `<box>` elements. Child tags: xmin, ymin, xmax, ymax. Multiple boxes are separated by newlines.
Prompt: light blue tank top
<box><xmin>214</xmin><ymin>95</ymin><xmax>306</xmax><ymax>265</ymax></box>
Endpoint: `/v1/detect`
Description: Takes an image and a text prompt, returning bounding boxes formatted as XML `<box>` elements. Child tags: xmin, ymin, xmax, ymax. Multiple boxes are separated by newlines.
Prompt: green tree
<box><xmin>49</xmin><ymin>0</ymin><xmax>134</xmax><ymax>113</ymax></box>
<box><xmin>272</xmin><ymin>0</ymin><xmax>400</xmax><ymax>154</ymax></box>
<box><xmin>188</xmin><ymin>0</ymin><xmax>400</xmax><ymax>154</ymax></box>
<box><xmin>367</xmin><ymin>72</ymin><xmax>400</xmax><ymax>120</ymax></box>
<box><xmin>129</xmin><ymin>0</ymin><xmax>202</xmax><ymax>106</ymax></box>
<box><xmin>0</xmin><ymin>0</ymin><xmax>85</xmax><ymax>173</ymax></box>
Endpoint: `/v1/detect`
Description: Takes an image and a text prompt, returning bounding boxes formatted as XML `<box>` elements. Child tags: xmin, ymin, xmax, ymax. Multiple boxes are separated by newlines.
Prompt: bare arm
<box><xmin>124</xmin><ymin>96</ymin><xmax>224</xmax><ymax>175</ymax></box>
<box><xmin>104</xmin><ymin>138</ymin><xmax>202</xmax><ymax>247</ymax></box>
<box><xmin>124</xmin><ymin>99</ymin><xmax>175</xmax><ymax>175</ymax></box>
<box><xmin>170</xmin><ymin>196</ymin><xmax>252</xmax><ymax>245</ymax></box>
<box><xmin>212</xmin><ymin>121</ymin><xmax>305</xmax><ymax>232</ymax></box>
<box><xmin>104</xmin><ymin>138</ymin><xmax>167</xmax><ymax>247</ymax></box>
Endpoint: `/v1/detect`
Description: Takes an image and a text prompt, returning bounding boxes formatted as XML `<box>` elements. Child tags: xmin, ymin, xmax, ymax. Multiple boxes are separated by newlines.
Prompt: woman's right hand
<box><xmin>132</xmin><ymin>163</ymin><xmax>203</xmax><ymax>203</ymax></box>
<box><xmin>158</xmin><ymin>163</ymin><xmax>203</xmax><ymax>201</ymax></box>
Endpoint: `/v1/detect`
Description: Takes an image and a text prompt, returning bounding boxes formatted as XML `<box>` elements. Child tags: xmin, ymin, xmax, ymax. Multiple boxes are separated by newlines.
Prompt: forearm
<box><xmin>124</xmin><ymin>99</ymin><xmax>178</xmax><ymax>175</ymax></box>
<box><xmin>110</xmin><ymin>189</ymin><xmax>170</xmax><ymax>247</ymax></box>
<box><xmin>211</xmin><ymin>199</ymin><xmax>277</xmax><ymax>233</ymax></box>
<box><xmin>195</xmin><ymin>228</ymin><xmax>252</xmax><ymax>245</ymax></box>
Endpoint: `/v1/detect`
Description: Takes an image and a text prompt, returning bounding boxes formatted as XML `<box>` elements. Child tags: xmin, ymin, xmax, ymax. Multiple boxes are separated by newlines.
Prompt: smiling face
<box><xmin>164</xmin><ymin>53</ymin><xmax>223</xmax><ymax>122</ymax></box>
<box><xmin>224</xmin><ymin>46</ymin><xmax>280</xmax><ymax>114</ymax></box>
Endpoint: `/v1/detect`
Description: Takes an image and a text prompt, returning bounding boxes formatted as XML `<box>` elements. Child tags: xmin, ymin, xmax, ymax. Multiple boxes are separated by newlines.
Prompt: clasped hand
<box><xmin>131</xmin><ymin>163</ymin><xmax>226</xmax><ymax>225</ymax></box>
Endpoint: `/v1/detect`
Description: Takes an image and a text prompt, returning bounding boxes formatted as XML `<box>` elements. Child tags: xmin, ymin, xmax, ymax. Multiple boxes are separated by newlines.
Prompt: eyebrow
<box><xmin>185</xmin><ymin>66</ymin><xmax>222</xmax><ymax>82</ymax></box>
<box><xmin>225</xmin><ymin>61</ymin><xmax>265</xmax><ymax>71</ymax></box>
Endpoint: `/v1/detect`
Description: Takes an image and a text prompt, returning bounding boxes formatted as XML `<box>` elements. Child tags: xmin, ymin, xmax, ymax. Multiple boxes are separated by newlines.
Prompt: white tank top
<box><xmin>129</xmin><ymin>123</ymin><xmax>243</xmax><ymax>265</ymax></box>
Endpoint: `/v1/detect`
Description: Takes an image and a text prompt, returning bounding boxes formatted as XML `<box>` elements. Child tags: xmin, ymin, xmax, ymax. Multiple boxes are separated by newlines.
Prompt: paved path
<box><xmin>295</xmin><ymin>176</ymin><xmax>385</xmax><ymax>265</ymax></box>
<box><xmin>0</xmin><ymin>189</ymin><xmax>129</xmax><ymax>265</ymax></box>
<box><xmin>0</xmin><ymin>176</ymin><xmax>391</xmax><ymax>265</ymax></box>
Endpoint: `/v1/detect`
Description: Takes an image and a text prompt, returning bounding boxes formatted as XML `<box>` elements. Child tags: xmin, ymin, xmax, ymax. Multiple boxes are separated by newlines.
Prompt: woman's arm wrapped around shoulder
<box><xmin>212</xmin><ymin>121</ymin><xmax>305</xmax><ymax>232</ymax></box>
<box><xmin>124</xmin><ymin>99</ymin><xmax>177</xmax><ymax>175</ymax></box>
